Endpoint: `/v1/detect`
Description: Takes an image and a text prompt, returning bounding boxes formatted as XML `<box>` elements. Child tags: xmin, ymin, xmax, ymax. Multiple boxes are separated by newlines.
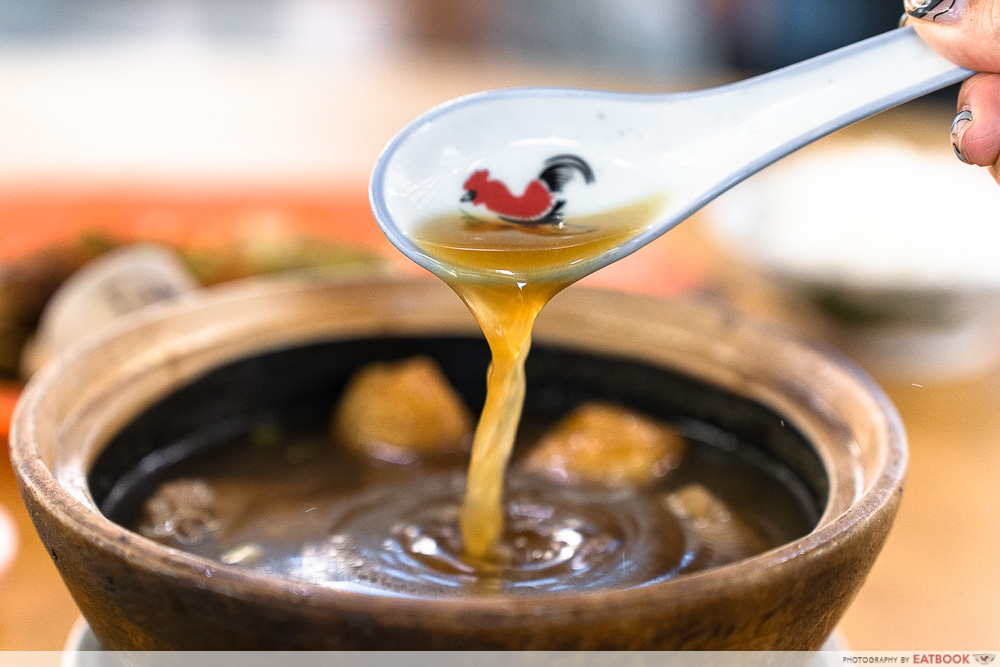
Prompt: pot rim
<box><xmin>10</xmin><ymin>275</ymin><xmax>907</xmax><ymax>624</ymax></box>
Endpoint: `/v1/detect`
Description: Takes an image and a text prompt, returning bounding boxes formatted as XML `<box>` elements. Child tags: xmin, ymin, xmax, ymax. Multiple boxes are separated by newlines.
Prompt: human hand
<box><xmin>903</xmin><ymin>1</ymin><xmax>1000</xmax><ymax>180</ymax></box>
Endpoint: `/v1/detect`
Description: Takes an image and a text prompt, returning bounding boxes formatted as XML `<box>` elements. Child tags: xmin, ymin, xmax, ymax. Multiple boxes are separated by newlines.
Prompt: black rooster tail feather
<box><xmin>538</xmin><ymin>154</ymin><xmax>595</xmax><ymax>192</ymax></box>
<box><xmin>498</xmin><ymin>199</ymin><xmax>565</xmax><ymax>226</ymax></box>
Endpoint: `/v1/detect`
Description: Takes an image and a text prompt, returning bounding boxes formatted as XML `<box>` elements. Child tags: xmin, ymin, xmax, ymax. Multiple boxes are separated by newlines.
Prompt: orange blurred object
<box><xmin>0</xmin><ymin>183</ymin><xmax>396</xmax><ymax>260</ymax></box>
<box><xmin>0</xmin><ymin>183</ymin><xmax>396</xmax><ymax>448</ymax></box>
<box><xmin>0</xmin><ymin>382</ymin><xmax>16</xmax><ymax>446</ymax></box>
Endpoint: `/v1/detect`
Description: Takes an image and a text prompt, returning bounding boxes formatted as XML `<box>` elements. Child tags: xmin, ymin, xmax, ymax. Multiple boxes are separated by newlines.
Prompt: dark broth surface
<box><xmin>113</xmin><ymin>415</ymin><xmax>818</xmax><ymax>598</ymax></box>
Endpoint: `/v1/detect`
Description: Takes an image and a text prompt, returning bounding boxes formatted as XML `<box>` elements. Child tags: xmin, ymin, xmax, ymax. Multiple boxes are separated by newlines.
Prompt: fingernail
<box><xmin>904</xmin><ymin>0</ymin><xmax>967</xmax><ymax>25</ymax></box>
<box><xmin>899</xmin><ymin>12</ymin><xmax>912</xmax><ymax>27</ymax></box>
<box><xmin>951</xmin><ymin>109</ymin><xmax>973</xmax><ymax>164</ymax></box>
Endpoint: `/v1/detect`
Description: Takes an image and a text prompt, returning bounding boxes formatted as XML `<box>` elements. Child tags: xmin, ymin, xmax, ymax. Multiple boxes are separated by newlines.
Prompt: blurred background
<box><xmin>0</xmin><ymin>0</ymin><xmax>908</xmax><ymax>192</ymax></box>
<box><xmin>1</xmin><ymin>0</ymin><xmax>998</xmax><ymax>654</ymax></box>
<box><xmin>0</xmin><ymin>0</ymin><xmax>904</xmax><ymax>72</ymax></box>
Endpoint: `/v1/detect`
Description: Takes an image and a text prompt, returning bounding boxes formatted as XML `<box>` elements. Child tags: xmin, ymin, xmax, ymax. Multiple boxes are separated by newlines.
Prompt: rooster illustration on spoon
<box><xmin>460</xmin><ymin>154</ymin><xmax>595</xmax><ymax>225</ymax></box>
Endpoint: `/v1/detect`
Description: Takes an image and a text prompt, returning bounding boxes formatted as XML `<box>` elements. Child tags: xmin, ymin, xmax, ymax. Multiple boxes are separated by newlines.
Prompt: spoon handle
<box><xmin>702</xmin><ymin>27</ymin><xmax>973</xmax><ymax>191</ymax></box>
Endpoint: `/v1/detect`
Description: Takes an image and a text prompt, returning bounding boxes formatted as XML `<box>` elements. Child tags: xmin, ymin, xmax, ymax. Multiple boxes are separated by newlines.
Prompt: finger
<box><xmin>904</xmin><ymin>0</ymin><xmax>1000</xmax><ymax>72</ymax></box>
<box><xmin>952</xmin><ymin>73</ymin><xmax>1000</xmax><ymax>167</ymax></box>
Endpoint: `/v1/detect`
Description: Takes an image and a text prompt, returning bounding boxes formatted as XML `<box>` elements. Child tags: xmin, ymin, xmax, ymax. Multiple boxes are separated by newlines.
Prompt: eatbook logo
<box><xmin>460</xmin><ymin>154</ymin><xmax>595</xmax><ymax>224</ymax></box>
<box><xmin>912</xmin><ymin>655</ymin><xmax>997</xmax><ymax>664</ymax></box>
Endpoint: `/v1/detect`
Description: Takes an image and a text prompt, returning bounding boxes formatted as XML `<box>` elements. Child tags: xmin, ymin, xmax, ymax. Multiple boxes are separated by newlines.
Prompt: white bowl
<box><xmin>707</xmin><ymin>140</ymin><xmax>1000</xmax><ymax>380</ymax></box>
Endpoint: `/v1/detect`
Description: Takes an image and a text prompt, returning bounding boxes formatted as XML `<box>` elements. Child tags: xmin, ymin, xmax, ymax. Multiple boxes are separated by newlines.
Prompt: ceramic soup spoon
<box><xmin>370</xmin><ymin>27</ymin><xmax>972</xmax><ymax>283</ymax></box>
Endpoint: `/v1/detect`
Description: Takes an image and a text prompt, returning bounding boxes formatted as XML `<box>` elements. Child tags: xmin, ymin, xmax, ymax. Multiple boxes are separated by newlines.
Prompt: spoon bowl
<box><xmin>371</xmin><ymin>27</ymin><xmax>971</xmax><ymax>283</ymax></box>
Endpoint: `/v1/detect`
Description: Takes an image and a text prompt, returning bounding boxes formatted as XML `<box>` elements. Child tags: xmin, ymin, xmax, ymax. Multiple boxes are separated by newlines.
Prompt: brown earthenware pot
<box><xmin>10</xmin><ymin>277</ymin><xmax>905</xmax><ymax>650</ymax></box>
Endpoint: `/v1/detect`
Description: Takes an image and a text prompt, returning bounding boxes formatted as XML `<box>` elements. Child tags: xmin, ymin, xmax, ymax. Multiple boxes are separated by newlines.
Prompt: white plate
<box><xmin>708</xmin><ymin>139</ymin><xmax>1000</xmax><ymax>291</ymax></box>
<box><xmin>62</xmin><ymin>616</ymin><xmax>850</xmax><ymax>662</ymax></box>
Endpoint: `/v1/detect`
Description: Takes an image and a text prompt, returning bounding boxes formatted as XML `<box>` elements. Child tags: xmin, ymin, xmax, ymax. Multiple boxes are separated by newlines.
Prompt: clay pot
<box><xmin>10</xmin><ymin>277</ymin><xmax>905</xmax><ymax>649</ymax></box>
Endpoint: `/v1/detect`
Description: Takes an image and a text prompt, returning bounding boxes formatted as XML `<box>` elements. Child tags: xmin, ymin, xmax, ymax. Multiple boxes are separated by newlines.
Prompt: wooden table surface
<box><xmin>0</xmin><ymin>48</ymin><xmax>997</xmax><ymax>651</ymax></box>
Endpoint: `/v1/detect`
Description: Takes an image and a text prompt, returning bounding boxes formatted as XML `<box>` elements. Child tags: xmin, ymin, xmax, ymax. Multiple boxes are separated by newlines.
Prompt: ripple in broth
<box><xmin>123</xmin><ymin>416</ymin><xmax>817</xmax><ymax>598</ymax></box>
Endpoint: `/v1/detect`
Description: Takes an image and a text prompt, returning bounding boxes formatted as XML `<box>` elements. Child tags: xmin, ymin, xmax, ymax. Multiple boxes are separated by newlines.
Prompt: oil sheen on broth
<box><xmin>408</xmin><ymin>198</ymin><xmax>663</xmax><ymax>559</ymax></box>
<box><xmin>126</xmin><ymin>414</ymin><xmax>818</xmax><ymax>597</ymax></box>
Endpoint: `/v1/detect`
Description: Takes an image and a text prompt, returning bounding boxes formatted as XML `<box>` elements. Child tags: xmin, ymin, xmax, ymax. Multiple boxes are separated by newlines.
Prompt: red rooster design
<box><xmin>460</xmin><ymin>154</ymin><xmax>595</xmax><ymax>224</ymax></box>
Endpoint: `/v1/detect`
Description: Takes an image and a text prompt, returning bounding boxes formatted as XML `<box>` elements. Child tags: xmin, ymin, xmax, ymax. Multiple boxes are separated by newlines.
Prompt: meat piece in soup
<box><xmin>523</xmin><ymin>402</ymin><xmax>686</xmax><ymax>488</ymax></box>
<box><xmin>666</xmin><ymin>483</ymin><xmax>768</xmax><ymax>563</ymax></box>
<box><xmin>331</xmin><ymin>356</ymin><xmax>473</xmax><ymax>462</ymax></box>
